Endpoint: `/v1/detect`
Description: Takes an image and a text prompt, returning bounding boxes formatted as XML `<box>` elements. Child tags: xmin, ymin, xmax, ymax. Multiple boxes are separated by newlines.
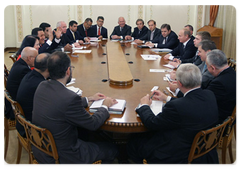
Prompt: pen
<box><xmin>150</xmin><ymin>92</ymin><xmax>155</xmax><ymax>100</ymax></box>
<box><xmin>166</xmin><ymin>76</ymin><xmax>172</xmax><ymax>82</ymax></box>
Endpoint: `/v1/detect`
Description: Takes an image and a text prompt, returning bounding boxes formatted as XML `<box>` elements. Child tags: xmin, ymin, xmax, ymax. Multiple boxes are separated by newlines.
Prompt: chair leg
<box><xmin>228</xmin><ymin>140</ymin><xmax>234</xmax><ymax>163</ymax></box>
<box><xmin>2</xmin><ymin>129</ymin><xmax>9</xmax><ymax>161</ymax></box>
<box><xmin>16</xmin><ymin>139</ymin><xmax>22</xmax><ymax>164</ymax></box>
<box><xmin>234</xmin><ymin>125</ymin><xmax>236</xmax><ymax>140</ymax></box>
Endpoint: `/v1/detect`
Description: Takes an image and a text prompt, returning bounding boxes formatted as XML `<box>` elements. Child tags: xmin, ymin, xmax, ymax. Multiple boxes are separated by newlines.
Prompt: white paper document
<box><xmin>66</xmin><ymin>78</ymin><xmax>76</xmax><ymax>86</ymax></box>
<box><xmin>151</xmin><ymin>48</ymin><xmax>172</xmax><ymax>53</ymax></box>
<box><xmin>150</xmin><ymin>100</ymin><xmax>163</xmax><ymax>115</ymax></box>
<box><xmin>141</xmin><ymin>55</ymin><xmax>161</xmax><ymax>60</ymax></box>
<box><xmin>149</xmin><ymin>69</ymin><xmax>172</xmax><ymax>73</ymax></box>
<box><xmin>66</xmin><ymin>86</ymin><xmax>82</xmax><ymax>96</ymax></box>
<box><xmin>73</xmin><ymin>50</ymin><xmax>92</xmax><ymax>53</ymax></box>
<box><xmin>163</xmin><ymin>64</ymin><xmax>175</xmax><ymax>69</ymax></box>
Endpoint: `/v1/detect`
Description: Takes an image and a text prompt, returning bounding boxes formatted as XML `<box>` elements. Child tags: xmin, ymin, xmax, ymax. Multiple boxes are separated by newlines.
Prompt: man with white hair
<box><xmin>206</xmin><ymin>49</ymin><xmax>236</xmax><ymax>123</ymax></box>
<box><xmin>5</xmin><ymin>47</ymin><xmax>38</xmax><ymax>119</ymax></box>
<box><xmin>110</xmin><ymin>17</ymin><xmax>132</xmax><ymax>40</ymax></box>
<box><xmin>127</xmin><ymin>63</ymin><xmax>219</xmax><ymax>163</ymax></box>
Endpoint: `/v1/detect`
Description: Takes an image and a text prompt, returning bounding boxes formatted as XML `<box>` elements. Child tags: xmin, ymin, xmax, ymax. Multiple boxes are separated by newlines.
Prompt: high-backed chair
<box><xmin>9</xmin><ymin>53</ymin><xmax>17</xmax><ymax>63</ymax></box>
<box><xmin>227</xmin><ymin>58</ymin><xmax>236</xmax><ymax>71</ymax></box>
<box><xmin>17</xmin><ymin>114</ymin><xmax>59</xmax><ymax>164</ymax></box>
<box><xmin>4</xmin><ymin>90</ymin><xmax>30</xmax><ymax>163</ymax></box>
<box><xmin>2</xmin><ymin>62</ymin><xmax>9</xmax><ymax>88</ymax></box>
<box><xmin>188</xmin><ymin>117</ymin><xmax>232</xmax><ymax>163</ymax></box>
<box><xmin>219</xmin><ymin>106</ymin><xmax>236</xmax><ymax>164</ymax></box>
<box><xmin>2</xmin><ymin>100</ymin><xmax>16</xmax><ymax>161</ymax></box>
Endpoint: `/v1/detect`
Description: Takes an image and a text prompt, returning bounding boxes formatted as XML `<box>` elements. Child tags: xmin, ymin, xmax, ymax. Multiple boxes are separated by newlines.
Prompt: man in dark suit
<box><xmin>145</xmin><ymin>24</ymin><xmax>179</xmax><ymax>49</ymax></box>
<box><xmin>5</xmin><ymin>47</ymin><xmax>38</xmax><ymax>120</ymax></box>
<box><xmin>125</xmin><ymin>19</ymin><xmax>148</xmax><ymax>40</ymax></box>
<box><xmin>66</xmin><ymin>20</ymin><xmax>84</xmax><ymax>45</ymax></box>
<box><xmin>77</xmin><ymin>18</ymin><xmax>92</xmax><ymax>42</ymax></box>
<box><xmin>32</xmin><ymin>51</ymin><xmax>118</xmax><ymax>163</ymax></box>
<box><xmin>110</xmin><ymin>17</ymin><xmax>131</xmax><ymax>40</ymax></box>
<box><xmin>164</xmin><ymin>28</ymin><xmax>197</xmax><ymax>63</ymax></box>
<box><xmin>32</xmin><ymin>27</ymin><xmax>59</xmax><ymax>54</ymax></box>
<box><xmin>16</xmin><ymin>53</ymin><xmax>50</xmax><ymax>137</ymax></box>
<box><xmin>134</xmin><ymin>20</ymin><xmax>161</xmax><ymax>44</ymax></box>
<box><xmin>127</xmin><ymin>64</ymin><xmax>219</xmax><ymax>163</ymax></box>
<box><xmin>206</xmin><ymin>49</ymin><xmax>236</xmax><ymax>124</ymax></box>
<box><xmin>89</xmin><ymin>16</ymin><xmax>108</xmax><ymax>39</ymax></box>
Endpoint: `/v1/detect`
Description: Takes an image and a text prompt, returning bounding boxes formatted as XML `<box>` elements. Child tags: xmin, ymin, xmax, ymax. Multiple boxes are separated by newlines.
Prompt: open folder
<box><xmin>89</xmin><ymin>99</ymin><xmax>126</xmax><ymax>114</ymax></box>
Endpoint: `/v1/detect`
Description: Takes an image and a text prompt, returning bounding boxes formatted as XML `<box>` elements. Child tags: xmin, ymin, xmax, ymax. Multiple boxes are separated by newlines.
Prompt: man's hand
<box><xmin>103</xmin><ymin>97</ymin><xmax>118</xmax><ymax>108</ymax></box>
<box><xmin>151</xmin><ymin>90</ymin><xmax>168</xmax><ymax>101</ymax></box>
<box><xmin>88</xmin><ymin>93</ymin><xmax>106</xmax><ymax>102</ymax></box>
<box><xmin>140</xmin><ymin>94</ymin><xmax>152</xmax><ymax>106</ymax></box>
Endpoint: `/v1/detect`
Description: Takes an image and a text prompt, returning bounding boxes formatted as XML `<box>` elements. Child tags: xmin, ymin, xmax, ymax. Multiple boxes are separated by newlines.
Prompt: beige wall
<box><xmin>4</xmin><ymin>5</ymin><xmax>203</xmax><ymax>48</ymax></box>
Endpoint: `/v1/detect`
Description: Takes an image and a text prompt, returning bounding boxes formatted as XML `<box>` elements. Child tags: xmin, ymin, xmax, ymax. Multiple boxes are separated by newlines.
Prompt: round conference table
<box><xmin>68</xmin><ymin>39</ymin><xmax>173</xmax><ymax>133</ymax></box>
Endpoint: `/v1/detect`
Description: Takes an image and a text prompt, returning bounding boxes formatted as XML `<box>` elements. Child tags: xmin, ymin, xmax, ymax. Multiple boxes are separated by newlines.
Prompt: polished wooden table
<box><xmin>69</xmin><ymin>40</ymin><xmax>171</xmax><ymax>133</ymax></box>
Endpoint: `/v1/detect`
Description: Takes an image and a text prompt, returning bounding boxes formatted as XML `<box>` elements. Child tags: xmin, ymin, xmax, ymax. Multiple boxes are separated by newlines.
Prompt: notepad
<box><xmin>136</xmin><ymin>100</ymin><xmax>163</xmax><ymax>117</ymax></box>
<box><xmin>141</xmin><ymin>55</ymin><xmax>161</xmax><ymax>60</ymax></box>
<box><xmin>73</xmin><ymin>50</ymin><xmax>92</xmax><ymax>53</ymax></box>
<box><xmin>89</xmin><ymin>99</ymin><xmax>126</xmax><ymax>114</ymax></box>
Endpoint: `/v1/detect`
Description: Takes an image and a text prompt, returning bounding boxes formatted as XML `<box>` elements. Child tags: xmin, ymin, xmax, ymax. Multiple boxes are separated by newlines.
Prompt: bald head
<box><xmin>118</xmin><ymin>17</ymin><xmax>126</xmax><ymax>28</ymax></box>
<box><xmin>34</xmin><ymin>53</ymin><xmax>50</xmax><ymax>72</ymax></box>
<box><xmin>21</xmin><ymin>47</ymin><xmax>38</xmax><ymax>60</ymax></box>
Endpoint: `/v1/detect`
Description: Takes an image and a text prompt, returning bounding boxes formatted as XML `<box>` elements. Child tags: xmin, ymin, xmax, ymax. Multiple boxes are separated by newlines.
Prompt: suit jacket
<box><xmin>170</xmin><ymin>38</ymin><xmax>198</xmax><ymax>63</ymax></box>
<box><xmin>66</xmin><ymin>28</ymin><xmax>84</xmax><ymax>44</ymax></box>
<box><xmin>5</xmin><ymin>58</ymin><xmax>31</xmax><ymax>120</ymax></box>
<box><xmin>38</xmin><ymin>38</ymin><xmax>60</xmax><ymax>54</ymax></box>
<box><xmin>206</xmin><ymin>67</ymin><xmax>236</xmax><ymax>124</ymax></box>
<box><xmin>89</xmin><ymin>24</ymin><xmax>108</xmax><ymax>38</ymax></box>
<box><xmin>77</xmin><ymin>23</ymin><xmax>92</xmax><ymax>38</ymax></box>
<box><xmin>140</xmin><ymin>28</ymin><xmax>161</xmax><ymax>42</ymax></box>
<box><xmin>110</xmin><ymin>24</ymin><xmax>131</xmax><ymax>39</ymax></box>
<box><xmin>16</xmin><ymin>69</ymin><xmax>45</xmax><ymax>137</ymax></box>
<box><xmin>155</xmin><ymin>31</ymin><xmax>179</xmax><ymax>49</ymax></box>
<box><xmin>32</xmin><ymin>80</ymin><xmax>110</xmax><ymax>163</ymax></box>
<box><xmin>198</xmin><ymin>61</ymin><xmax>214</xmax><ymax>89</ymax></box>
<box><xmin>136</xmin><ymin>88</ymin><xmax>219</xmax><ymax>163</ymax></box>
<box><xmin>131</xmin><ymin>26</ymin><xmax>148</xmax><ymax>40</ymax></box>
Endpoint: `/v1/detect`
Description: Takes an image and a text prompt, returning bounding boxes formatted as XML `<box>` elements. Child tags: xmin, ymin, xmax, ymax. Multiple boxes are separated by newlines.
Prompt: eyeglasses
<box><xmin>70</xmin><ymin>65</ymin><xmax>75</xmax><ymax>71</ymax></box>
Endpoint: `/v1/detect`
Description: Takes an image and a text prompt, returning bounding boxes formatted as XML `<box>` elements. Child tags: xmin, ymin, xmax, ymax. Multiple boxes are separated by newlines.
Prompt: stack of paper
<box><xmin>141</xmin><ymin>55</ymin><xmax>161</xmax><ymax>60</ymax></box>
<box><xmin>90</xmin><ymin>99</ymin><xmax>126</xmax><ymax>114</ymax></box>
<box><xmin>66</xmin><ymin>86</ymin><xmax>83</xmax><ymax>96</ymax></box>
<box><xmin>73</xmin><ymin>50</ymin><xmax>92</xmax><ymax>53</ymax></box>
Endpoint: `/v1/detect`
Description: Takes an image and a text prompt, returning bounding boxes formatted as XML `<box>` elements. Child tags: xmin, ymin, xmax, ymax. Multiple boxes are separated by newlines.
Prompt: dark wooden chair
<box><xmin>227</xmin><ymin>58</ymin><xmax>236</xmax><ymax>71</ymax></box>
<box><xmin>4</xmin><ymin>64</ymin><xmax>9</xmax><ymax>89</ymax></box>
<box><xmin>188</xmin><ymin>117</ymin><xmax>233</xmax><ymax>163</ymax></box>
<box><xmin>9</xmin><ymin>53</ymin><xmax>17</xmax><ymax>63</ymax></box>
<box><xmin>4</xmin><ymin>90</ymin><xmax>30</xmax><ymax>163</ymax></box>
<box><xmin>219</xmin><ymin>106</ymin><xmax>236</xmax><ymax>163</ymax></box>
<box><xmin>4</xmin><ymin>114</ymin><xmax>16</xmax><ymax>161</ymax></box>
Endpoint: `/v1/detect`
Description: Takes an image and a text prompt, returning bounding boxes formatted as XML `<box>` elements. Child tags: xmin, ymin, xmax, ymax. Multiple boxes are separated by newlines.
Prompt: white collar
<box><xmin>183</xmin><ymin>38</ymin><xmax>191</xmax><ymax>47</ymax></box>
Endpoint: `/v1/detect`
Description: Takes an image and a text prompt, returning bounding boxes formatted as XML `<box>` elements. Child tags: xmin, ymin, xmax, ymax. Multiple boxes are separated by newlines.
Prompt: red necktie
<box><xmin>98</xmin><ymin>27</ymin><xmax>101</xmax><ymax>36</ymax></box>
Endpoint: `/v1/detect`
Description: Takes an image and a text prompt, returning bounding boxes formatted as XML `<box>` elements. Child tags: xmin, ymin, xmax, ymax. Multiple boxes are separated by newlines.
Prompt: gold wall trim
<box><xmin>77</xmin><ymin>5</ymin><xmax>82</xmax><ymax>24</ymax></box>
<box><xmin>197</xmin><ymin>5</ymin><xmax>203</xmax><ymax>30</ymax></box>
<box><xmin>138</xmin><ymin>5</ymin><xmax>143</xmax><ymax>19</ymax></box>
<box><xmin>16</xmin><ymin>5</ymin><xmax>23</xmax><ymax>42</ymax></box>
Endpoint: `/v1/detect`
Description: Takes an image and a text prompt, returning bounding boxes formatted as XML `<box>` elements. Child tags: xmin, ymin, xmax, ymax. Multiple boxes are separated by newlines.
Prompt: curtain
<box><xmin>208</xmin><ymin>3</ymin><xmax>219</xmax><ymax>27</ymax></box>
<box><xmin>215</xmin><ymin>6</ymin><xmax>236</xmax><ymax>60</ymax></box>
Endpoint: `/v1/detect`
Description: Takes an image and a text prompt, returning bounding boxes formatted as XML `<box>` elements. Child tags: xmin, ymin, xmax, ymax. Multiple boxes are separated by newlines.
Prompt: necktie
<box><xmin>72</xmin><ymin>32</ymin><xmax>75</xmax><ymax>40</ymax></box>
<box><xmin>98</xmin><ymin>27</ymin><xmax>101</xmax><ymax>36</ymax></box>
<box><xmin>85</xmin><ymin>30</ymin><xmax>87</xmax><ymax>37</ymax></box>
<box><xmin>163</xmin><ymin>37</ymin><xmax>167</xmax><ymax>44</ymax></box>
<box><xmin>202</xmin><ymin>64</ymin><xmax>207</xmax><ymax>74</ymax></box>
<box><xmin>150</xmin><ymin>31</ymin><xmax>154</xmax><ymax>41</ymax></box>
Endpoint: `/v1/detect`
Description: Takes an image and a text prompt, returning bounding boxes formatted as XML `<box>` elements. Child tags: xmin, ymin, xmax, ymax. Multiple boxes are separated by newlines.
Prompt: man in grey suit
<box><xmin>32</xmin><ymin>51</ymin><xmax>118</xmax><ymax>163</ymax></box>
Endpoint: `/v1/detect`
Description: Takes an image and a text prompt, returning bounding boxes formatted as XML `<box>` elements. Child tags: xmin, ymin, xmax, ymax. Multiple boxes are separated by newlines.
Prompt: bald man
<box><xmin>16</xmin><ymin>53</ymin><xmax>50</xmax><ymax>137</ymax></box>
<box><xmin>110</xmin><ymin>17</ymin><xmax>132</xmax><ymax>40</ymax></box>
<box><xmin>5</xmin><ymin>47</ymin><xmax>38</xmax><ymax>119</ymax></box>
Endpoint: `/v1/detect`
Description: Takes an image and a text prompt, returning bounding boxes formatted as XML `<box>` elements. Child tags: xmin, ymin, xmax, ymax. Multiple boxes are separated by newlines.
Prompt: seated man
<box><xmin>5</xmin><ymin>47</ymin><xmax>38</xmax><ymax>120</ymax></box>
<box><xmin>77</xmin><ymin>18</ymin><xmax>92</xmax><ymax>42</ymax></box>
<box><xmin>164</xmin><ymin>28</ymin><xmax>197</xmax><ymax>63</ymax></box>
<box><xmin>134</xmin><ymin>19</ymin><xmax>161</xmax><ymax>44</ymax></box>
<box><xmin>125</xmin><ymin>19</ymin><xmax>148</xmax><ymax>40</ymax></box>
<box><xmin>206</xmin><ymin>49</ymin><xmax>236</xmax><ymax>124</ymax></box>
<box><xmin>16</xmin><ymin>53</ymin><xmax>50</xmax><ymax>137</ymax></box>
<box><xmin>89</xmin><ymin>16</ymin><xmax>108</xmax><ymax>39</ymax></box>
<box><xmin>110</xmin><ymin>17</ymin><xmax>131</xmax><ymax>40</ymax></box>
<box><xmin>128</xmin><ymin>63</ymin><xmax>219</xmax><ymax>163</ymax></box>
<box><xmin>32</xmin><ymin>51</ymin><xmax>118</xmax><ymax>163</ymax></box>
<box><xmin>145</xmin><ymin>23</ymin><xmax>178</xmax><ymax>49</ymax></box>
<box><xmin>66</xmin><ymin>20</ymin><xmax>84</xmax><ymax>45</ymax></box>
<box><xmin>39</xmin><ymin>22</ymin><xmax>51</xmax><ymax>40</ymax></box>
<box><xmin>32</xmin><ymin>27</ymin><xmax>59</xmax><ymax>54</ymax></box>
